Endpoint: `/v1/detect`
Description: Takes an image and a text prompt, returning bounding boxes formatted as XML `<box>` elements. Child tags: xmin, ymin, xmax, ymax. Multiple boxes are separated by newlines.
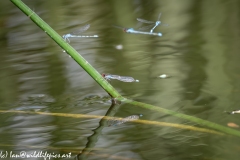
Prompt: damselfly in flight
<box><xmin>102</xmin><ymin>73</ymin><xmax>139</xmax><ymax>82</ymax></box>
<box><xmin>113</xmin><ymin>25</ymin><xmax>162</xmax><ymax>36</ymax></box>
<box><xmin>108</xmin><ymin>114</ymin><xmax>143</xmax><ymax>127</ymax></box>
<box><xmin>137</xmin><ymin>13</ymin><xmax>168</xmax><ymax>33</ymax></box>
<box><xmin>62</xmin><ymin>24</ymin><xmax>98</xmax><ymax>43</ymax></box>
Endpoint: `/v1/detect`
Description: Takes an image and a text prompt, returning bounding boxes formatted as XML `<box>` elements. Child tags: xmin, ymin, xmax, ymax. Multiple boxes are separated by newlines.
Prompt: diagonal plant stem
<box><xmin>118</xmin><ymin>98</ymin><xmax>240</xmax><ymax>137</ymax></box>
<box><xmin>10</xmin><ymin>0</ymin><xmax>121</xmax><ymax>98</ymax></box>
<box><xmin>10</xmin><ymin>0</ymin><xmax>240</xmax><ymax>138</ymax></box>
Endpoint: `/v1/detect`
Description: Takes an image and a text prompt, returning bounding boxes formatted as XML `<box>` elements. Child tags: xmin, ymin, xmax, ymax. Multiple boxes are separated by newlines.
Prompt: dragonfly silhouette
<box><xmin>137</xmin><ymin>13</ymin><xmax>168</xmax><ymax>33</ymax></box>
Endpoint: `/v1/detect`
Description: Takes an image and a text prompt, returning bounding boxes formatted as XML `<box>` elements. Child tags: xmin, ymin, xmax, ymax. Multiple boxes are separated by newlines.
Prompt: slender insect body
<box><xmin>102</xmin><ymin>73</ymin><xmax>139</xmax><ymax>82</ymax></box>
<box><xmin>114</xmin><ymin>25</ymin><xmax>162</xmax><ymax>37</ymax></box>
<box><xmin>62</xmin><ymin>24</ymin><xmax>98</xmax><ymax>43</ymax></box>
<box><xmin>108</xmin><ymin>114</ymin><xmax>143</xmax><ymax>126</ymax></box>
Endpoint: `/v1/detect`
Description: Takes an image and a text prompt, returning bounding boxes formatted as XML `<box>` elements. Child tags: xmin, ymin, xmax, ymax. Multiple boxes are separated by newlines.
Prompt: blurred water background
<box><xmin>0</xmin><ymin>0</ymin><xmax>240</xmax><ymax>159</ymax></box>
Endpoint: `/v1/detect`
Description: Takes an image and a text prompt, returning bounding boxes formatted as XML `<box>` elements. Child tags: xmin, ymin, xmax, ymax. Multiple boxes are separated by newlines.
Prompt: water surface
<box><xmin>1</xmin><ymin>0</ymin><xmax>240</xmax><ymax>160</ymax></box>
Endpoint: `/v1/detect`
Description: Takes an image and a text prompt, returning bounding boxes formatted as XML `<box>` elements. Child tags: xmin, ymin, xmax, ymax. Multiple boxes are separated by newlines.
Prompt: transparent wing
<box><xmin>117</xmin><ymin>76</ymin><xmax>136</xmax><ymax>82</ymax></box>
<box><xmin>104</xmin><ymin>74</ymin><xmax>119</xmax><ymax>80</ymax></box>
<box><xmin>138</xmin><ymin>24</ymin><xmax>155</xmax><ymax>31</ymax></box>
<box><xmin>161</xmin><ymin>23</ymin><xmax>169</xmax><ymax>26</ymax></box>
<box><xmin>104</xmin><ymin>74</ymin><xmax>137</xmax><ymax>82</ymax></box>
<box><xmin>71</xmin><ymin>24</ymin><xmax>90</xmax><ymax>35</ymax></box>
<box><xmin>137</xmin><ymin>18</ymin><xmax>154</xmax><ymax>24</ymax></box>
<box><xmin>112</xmin><ymin>25</ymin><xmax>125</xmax><ymax>30</ymax></box>
<box><xmin>156</xmin><ymin>13</ymin><xmax>169</xmax><ymax>26</ymax></box>
<box><xmin>157</xmin><ymin>13</ymin><xmax>162</xmax><ymax>21</ymax></box>
<box><xmin>108</xmin><ymin>115</ymin><xmax>141</xmax><ymax>127</ymax></box>
<box><xmin>124</xmin><ymin>115</ymin><xmax>141</xmax><ymax>121</ymax></box>
<box><xmin>108</xmin><ymin>118</ymin><xmax>120</xmax><ymax>126</ymax></box>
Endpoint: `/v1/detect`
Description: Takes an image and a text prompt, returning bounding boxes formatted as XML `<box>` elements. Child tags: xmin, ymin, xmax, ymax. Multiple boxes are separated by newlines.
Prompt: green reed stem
<box><xmin>10</xmin><ymin>0</ymin><xmax>240</xmax><ymax>138</ymax></box>
<box><xmin>118</xmin><ymin>98</ymin><xmax>240</xmax><ymax>137</ymax></box>
<box><xmin>10</xmin><ymin>0</ymin><xmax>121</xmax><ymax>98</ymax></box>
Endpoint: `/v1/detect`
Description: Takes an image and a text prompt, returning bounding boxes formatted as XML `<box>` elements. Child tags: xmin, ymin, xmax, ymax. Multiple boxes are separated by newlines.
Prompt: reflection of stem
<box><xmin>107</xmin><ymin>92</ymin><xmax>121</xmax><ymax>105</ymax></box>
<box><xmin>76</xmin><ymin>102</ymin><xmax>120</xmax><ymax>160</ymax></box>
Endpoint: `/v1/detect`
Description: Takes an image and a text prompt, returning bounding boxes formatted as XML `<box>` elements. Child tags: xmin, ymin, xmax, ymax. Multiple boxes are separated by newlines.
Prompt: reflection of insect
<box><xmin>102</xmin><ymin>73</ymin><xmax>139</xmax><ymax>82</ymax></box>
<box><xmin>226</xmin><ymin>110</ymin><xmax>240</xmax><ymax>114</ymax></box>
<box><xmin>108</xmin><ymin>114</ymin><xmax>143</xmax><ymax>127</ymax></box>
<box><xmin>158</xmin><ymin>74</ymin><xmax>170</xmax><ymax>79</ymax></box>
<box><xmin>137</xmin><ymin>13</ymin><xmax>168</xmax><ymax>33</ymax></box>
<box><xmin>62</xmin><ymin>24</ymin><xmax>98</xmax><ymax>43</ymax></box>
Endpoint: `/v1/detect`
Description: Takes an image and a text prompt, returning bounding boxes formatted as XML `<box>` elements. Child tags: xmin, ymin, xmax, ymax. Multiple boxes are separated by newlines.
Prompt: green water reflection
<box><xmin>0</xmin><ymin>0</ymin><xmax>240</xmax><ymax>159</ymax></box>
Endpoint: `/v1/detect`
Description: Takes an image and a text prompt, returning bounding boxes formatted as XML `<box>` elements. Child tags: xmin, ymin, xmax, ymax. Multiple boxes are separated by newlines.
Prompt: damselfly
<box><xmin>102</xmin><ymin>73</ymin><xmax>139</xmax><ymax>82</ymax></box>
<box><xmin>113</xmin><ymin>25</ymin><xmax>162</xmax><ymax>37</ymax></box>
<box><xmin>62</xmin><ymin>24</ymin><xmax>98</xmax><ymax>43</ymax></box>
<box><xmin>137</xmin><ymin>13</ymin><xmax>168</xmax><ymax>33</ymax></box>
<box><xmin>108</xmin><ymin>114</ymin><xmax>143</xmax><ymax>127</ymax></box>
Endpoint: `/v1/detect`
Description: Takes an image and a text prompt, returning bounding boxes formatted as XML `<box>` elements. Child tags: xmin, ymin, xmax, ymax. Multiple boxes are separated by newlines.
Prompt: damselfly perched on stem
<box><xmin>137</xmin><ymin>13</ymin><xmax>168</xmax><ymax>33</ymax></box>
<box><xmin>62</xmin><ymin>24</ymin><xmax>98</xmax><ymax>43</ymax></box>
<box><xmin>102</xmin><ymin>73</ymin><xmax>139</xmax><ymax>82</ymax></box>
